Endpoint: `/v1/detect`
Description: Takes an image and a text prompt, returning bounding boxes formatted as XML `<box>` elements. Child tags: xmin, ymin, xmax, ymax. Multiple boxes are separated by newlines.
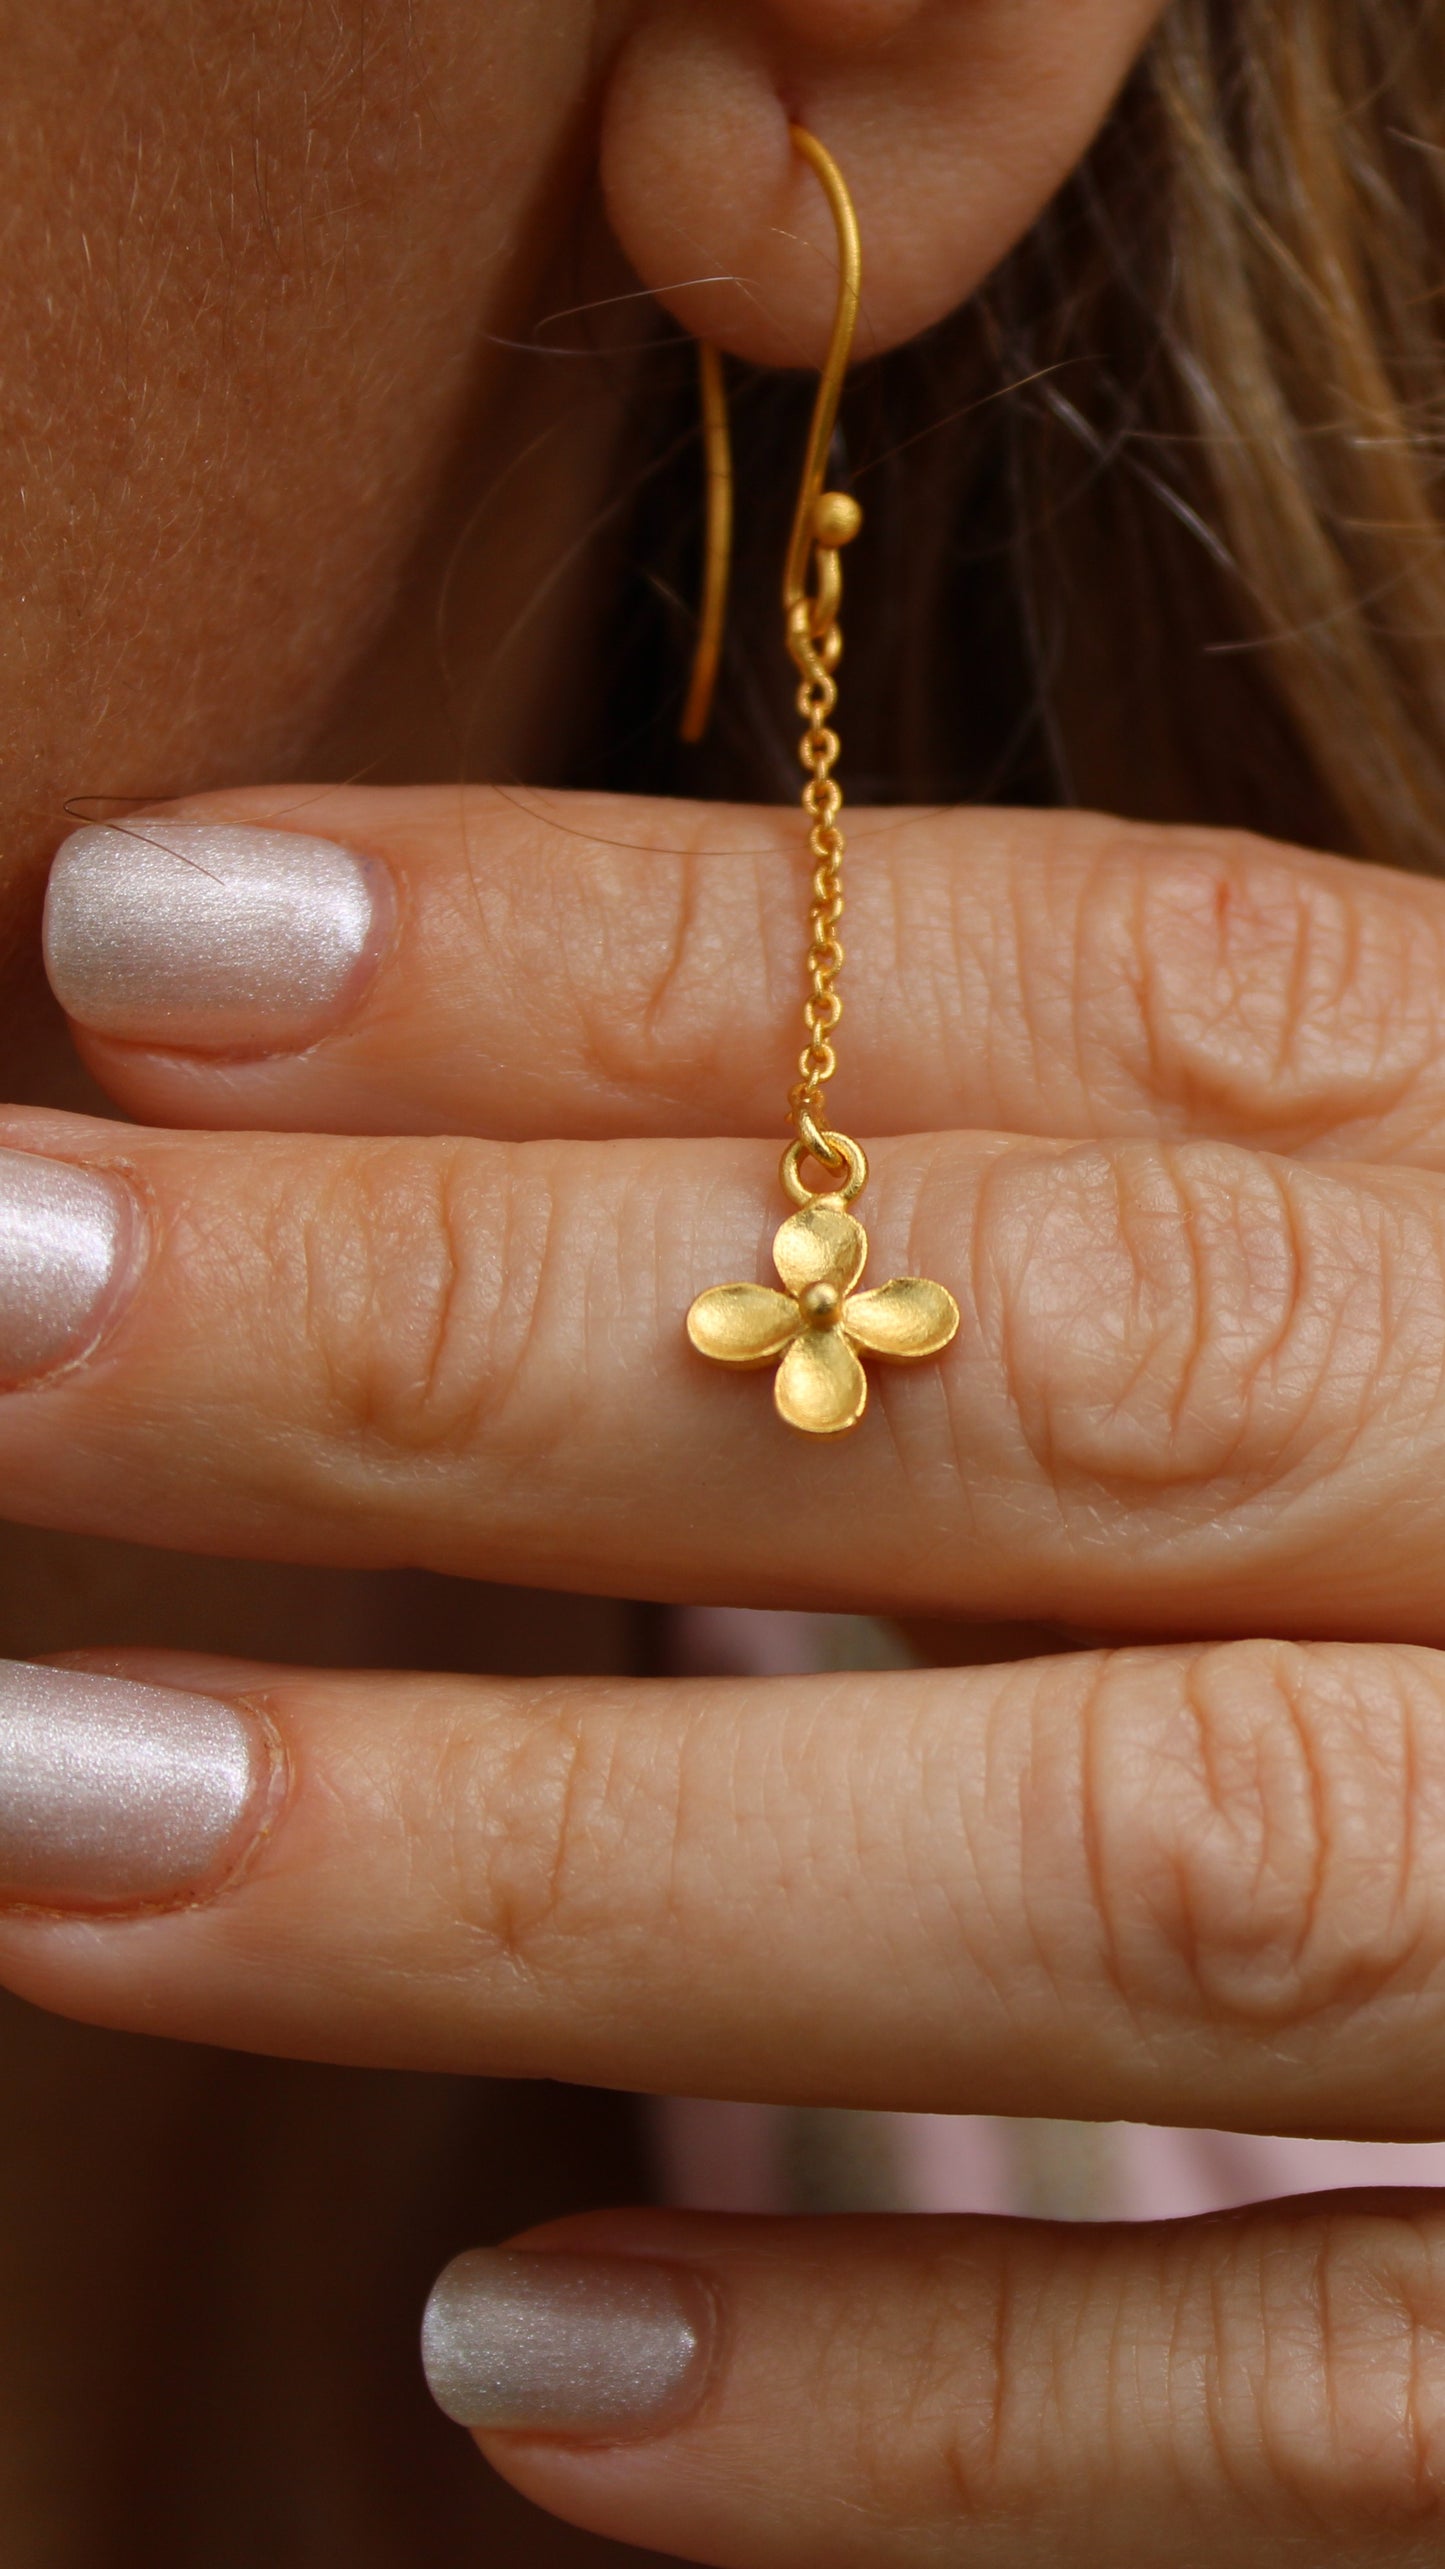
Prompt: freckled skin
<box><xmin>0</xmin><ymin>0</ymin><xmax>617</xmax><ymax>1092</ymax></box>
<box><xmin>0</xmin><ymin>8</ymin><xmax>647</xmax><ymax>2560</ymax></box>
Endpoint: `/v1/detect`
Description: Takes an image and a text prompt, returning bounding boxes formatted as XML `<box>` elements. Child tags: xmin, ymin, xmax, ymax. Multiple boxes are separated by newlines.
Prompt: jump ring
<box><xmin>796</xmin><ymin>1103</ymin><xmax>844</xmax><ymax>1166</ymax></box>
<box><xmin>780</xmin><ymin>1126</ymin><xmax>869</xmax><ymax>1206</ymax></box>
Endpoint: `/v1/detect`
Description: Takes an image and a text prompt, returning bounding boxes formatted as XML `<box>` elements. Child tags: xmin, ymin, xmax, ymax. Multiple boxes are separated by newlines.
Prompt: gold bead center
<box><xmin>799</xmin><ymin>1282</ymin><xmax>842</xmax><ymax>1327</ymax></box>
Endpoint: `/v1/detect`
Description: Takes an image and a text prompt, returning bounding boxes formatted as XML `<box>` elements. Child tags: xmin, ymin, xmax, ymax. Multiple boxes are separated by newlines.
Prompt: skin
<box><xmin>18</xmin><ymin>0</ymin><xmax>1445</xmax><ymax>2562</ymax></box>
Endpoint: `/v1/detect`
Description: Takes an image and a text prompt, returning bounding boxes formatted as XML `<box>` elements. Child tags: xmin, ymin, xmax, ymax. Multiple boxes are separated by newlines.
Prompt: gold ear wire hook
<box><xmin>781</xmin><ymin>126</ymin><xmax>863</xmax><ymax>651</ymax></box>
<box><xmin>678</xmin><ymin>123</ymin><xmax>863</xmax><ymax>742</ymax></box>
<box><xmin>678</xmin><ymin>341</ymin><xmax>733</xmax><ymax>744</ymax></box>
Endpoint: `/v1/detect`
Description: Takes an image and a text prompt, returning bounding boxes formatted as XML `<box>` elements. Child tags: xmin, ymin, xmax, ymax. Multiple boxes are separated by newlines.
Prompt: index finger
<box><xmin>42</xmin><ymin>785</ymin><xmax>1445</xmax><ymax>1163</ymax></box>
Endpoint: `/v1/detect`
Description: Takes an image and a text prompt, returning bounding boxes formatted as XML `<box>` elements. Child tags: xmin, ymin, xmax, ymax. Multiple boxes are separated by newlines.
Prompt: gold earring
<box><xmin>685</xmin><ymin>125</ymin><xmax>959</xmax><ymax>1437</ymax></box>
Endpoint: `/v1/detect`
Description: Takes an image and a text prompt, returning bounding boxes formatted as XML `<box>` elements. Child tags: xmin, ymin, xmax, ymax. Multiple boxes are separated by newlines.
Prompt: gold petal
<box><xmin>843</xmin><ymin>1276</ymin><xmax>960</xmax><ymax>1361</ymax></box>
<box><xmin>687</xmin><ymin>1283</ymin><xmax>800</xmax><ymax>1367</ymax></box>
<box><xmin>773</xmin><ymin>1199</ymin><xmax>867</xmax><ymax>1298</ymax></box>
<box><xmin>774</xmin><ymin>1327</ymin><xmax>867</xmax><ymax>1435</ymax></box>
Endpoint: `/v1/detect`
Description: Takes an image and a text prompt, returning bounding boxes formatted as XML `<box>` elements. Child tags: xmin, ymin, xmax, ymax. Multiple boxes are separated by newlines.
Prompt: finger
<box><xmin>2</xmin><ymin>1113</ymin><xmax>1445</xmax><ymax>1637</ymax></box>
<box><xmin>10</xmin><ymin>1640</ymin><xmax>1445</xmax><ymax>2139</ymax></box>
<box><xmin>428</xmin><ymin>2201</ymin><xmax>1445</xmax><ymax>2567</ymax></box>
<box><xmin>41</xmin><ymin>786</ymin><xmax>1445</xmax><ymax>1166</ymax></box>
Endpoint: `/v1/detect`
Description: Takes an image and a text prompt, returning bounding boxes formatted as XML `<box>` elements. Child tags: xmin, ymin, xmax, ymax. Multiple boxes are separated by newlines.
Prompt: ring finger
<box><xmin>3</xmin><ymin>1634</ymin><xmax>1445</xmax><ymax>2136</ymax></box>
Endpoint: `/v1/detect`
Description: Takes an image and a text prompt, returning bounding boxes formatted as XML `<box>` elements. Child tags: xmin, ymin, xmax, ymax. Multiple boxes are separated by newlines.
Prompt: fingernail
<box><xmin>421</xmin><ymin>2249</ymin><xmax>714</xmax><ymax>2439</ymax></box>
<box><xmin>0</xmin><ymin>1662</ymin><xmax>270</xmax><ymax>1909</ymax></box>
<box><xmin>44</xmin><ymin>821</ymin><xmax>387</xmax><ymax>1054</ymax></box>
<box><xmin>0</xmin><ymin>1148</ymin><xmax>137</xmax><ymax>1387</ymax></box>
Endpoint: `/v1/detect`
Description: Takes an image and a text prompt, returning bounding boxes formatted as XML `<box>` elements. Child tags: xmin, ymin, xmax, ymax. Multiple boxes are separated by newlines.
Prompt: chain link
<box><xmin>787</xmin><ymin>611</ymin><xmax>848</xmax><ymax>1170</ymax></box>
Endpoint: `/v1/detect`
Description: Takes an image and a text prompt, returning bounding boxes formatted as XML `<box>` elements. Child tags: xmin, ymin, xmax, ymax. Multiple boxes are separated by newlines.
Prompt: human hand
<box><xmin>6</xmin><ymin>784</ymin><xmax>1445</xmax><ymax>2561</ymax></box>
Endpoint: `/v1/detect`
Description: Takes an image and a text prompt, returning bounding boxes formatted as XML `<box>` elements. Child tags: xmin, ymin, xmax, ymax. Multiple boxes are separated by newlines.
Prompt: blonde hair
<box><xmin>981</xmin><ymin>0</ymin><xmax>1445</xmax><ymax>868</ymax></box>
<box><xmin>615</xmin><ymin>3</ymin><xmax>1445</xmax><ymax>871</ymax></box>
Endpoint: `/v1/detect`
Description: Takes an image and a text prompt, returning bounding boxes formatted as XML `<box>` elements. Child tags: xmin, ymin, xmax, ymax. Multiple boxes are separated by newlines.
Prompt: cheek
<box><xmin>0</xmin><ymin>0</ymin><xmax>592</xmax><ymax>930</ymax></box>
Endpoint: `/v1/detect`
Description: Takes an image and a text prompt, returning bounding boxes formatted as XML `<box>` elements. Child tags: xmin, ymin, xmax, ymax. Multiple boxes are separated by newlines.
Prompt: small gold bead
<box><xmin>812</xmin><ymin>490</ymin><xmax>863</xmax><ymax>548</ymax></box>
<box><xmin>799</xmin><ymin>1281</ymin><xmax>842</xmax><ymax>1326</ymax></box>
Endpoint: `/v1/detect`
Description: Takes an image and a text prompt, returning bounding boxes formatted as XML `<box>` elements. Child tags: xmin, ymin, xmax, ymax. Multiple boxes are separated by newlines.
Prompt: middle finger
<box><xmin>0</xmin><ymin>1114</ymin><xmax>1442</xmax><ymax>1636</ymax></box>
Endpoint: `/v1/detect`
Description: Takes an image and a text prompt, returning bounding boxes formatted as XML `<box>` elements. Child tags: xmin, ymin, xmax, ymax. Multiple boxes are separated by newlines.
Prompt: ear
<box><xmin>600</xmin><ymin>0</ymin><xmax>1167</xmax><ymax>368</ymax></box>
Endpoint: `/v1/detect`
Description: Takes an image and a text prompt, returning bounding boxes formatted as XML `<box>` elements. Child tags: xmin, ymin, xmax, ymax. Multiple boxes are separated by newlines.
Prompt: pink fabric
<box><xmin>661</xmin><ymin>1609</ymin><xmax>1445</xmax><ymax>2219</ymax></box>
<box><xmin>656</xmin><ymin>2104</ymin><xmax>1445</xmax><ymax>2219</ymax></box>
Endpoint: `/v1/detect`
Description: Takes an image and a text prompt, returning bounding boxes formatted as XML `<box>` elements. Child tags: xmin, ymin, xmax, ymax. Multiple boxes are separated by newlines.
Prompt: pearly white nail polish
<box><xmin>0</xmin><ymin>1662</ymin><xmax>269</xmax><ymax>1908</ymax></box>
<box><xmin>422</xmin><ymin>2249</ymin><xmax>713</xmax><ymax>2438</ymax></box>
<box><xmin>0</xmin><ymin>1148</ymin><xmax>135</xmax><ymax>1386</ymax></box>
<box><xmin>44</xmin><ymin>820</ymin><xmax>386</xmax><ymax>1053</ymax></box>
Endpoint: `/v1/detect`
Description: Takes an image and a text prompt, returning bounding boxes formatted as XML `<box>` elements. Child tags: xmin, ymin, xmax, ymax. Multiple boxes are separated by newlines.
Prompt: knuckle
<box><xmin>431</xmin><ymin>1694</ymin><xmax>691</xmax><ymax>1993</ymax></box>
<box><xmin>1245</xmin><ymin>2211</ymin><xmax>1445</xmax><ymax>2529</ymax></box>
<box><xmin>774</xmin><ymin>2212</ymin><xmax>1445</xmax><ymax>2542</ymax></box>
<box><xmin>935</xmin><ymin>2251</ymin><xmax>1038</xmax><ymax>2528</ymax></box>
<box><xmin>1088</xmin><ymin>827</ymin><xmax>1445</xmax><ymax>1144</ymax></box>
<box><xmin>832</xmin><ymin>2249</ymin><xmax>1017</xmax><ymax>2535</ymax></box>
<box><xmin>947</xmin><ymin>2216</ymin><xmax>1445</xmax><ymax>2538</ymax></box>
<box><xmin>441</xmin><ymin>1696</ymin><xmax>603</xmax><ymax>1976</ymax></box>
<box><xmin>292</xmin><ymin>1139</ymin><xmax>553</xmax><ymax>1462</ymax></box>
<box><xmin>1086</xmin><ymin>1641</ymin><xmax>1441</xmax><ymax>2029</ymax></box>
<box><xmin>570</xmin><ymin>822</ymin><xmax>783</xmax><ymax>1111</ymax></box>
<box><xmin>978</xmin><ymin>1136</ymin><xmax>1406</xmax><ymax>1497</ymax></box>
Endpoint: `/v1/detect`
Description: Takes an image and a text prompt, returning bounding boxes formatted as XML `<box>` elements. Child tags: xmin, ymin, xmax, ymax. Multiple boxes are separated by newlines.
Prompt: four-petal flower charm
<box><xmin>687</xmin><ymin>1194</ymin><xmax>959</xmax><ymax>1435</ymax></box>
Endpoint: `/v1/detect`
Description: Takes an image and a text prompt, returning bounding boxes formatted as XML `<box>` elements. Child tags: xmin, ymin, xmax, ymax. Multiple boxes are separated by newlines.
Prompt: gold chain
<box><xmin>787</xmin><ymin>612</ymin><xmax>847</xmax><ymax>1168</ymax></box>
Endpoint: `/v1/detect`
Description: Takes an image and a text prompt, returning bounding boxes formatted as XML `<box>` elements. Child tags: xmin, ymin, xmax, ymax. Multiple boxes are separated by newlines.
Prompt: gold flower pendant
<box><xmin>687</xmin><ymin>1171</ymin><xmax>959</xmax><ymax>1438</ymax></box>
